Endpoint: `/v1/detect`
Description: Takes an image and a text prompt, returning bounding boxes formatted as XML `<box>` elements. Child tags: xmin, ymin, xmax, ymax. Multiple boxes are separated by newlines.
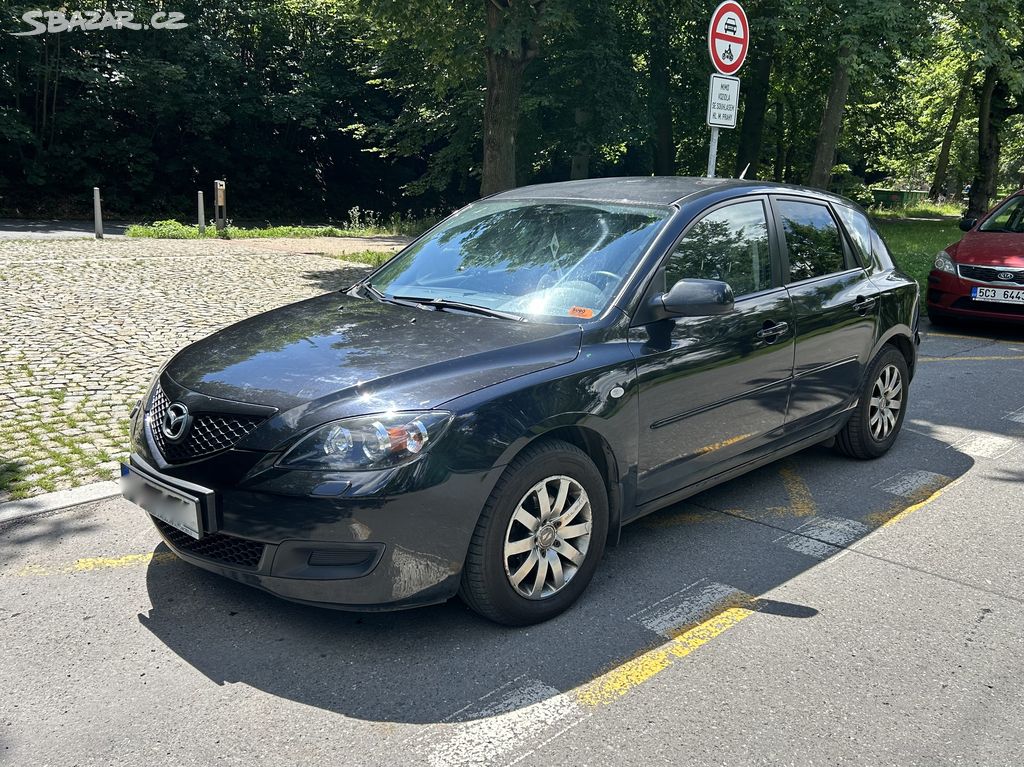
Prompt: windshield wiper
<box><xmin>356</xmin><ymin>282</ymin><xmax>425</xmax><ymax>310</ymax></box>
<box><xmin>392</xmin><ymin>295</ymin><xmax>525</xmax><ymax>322</ymax></box>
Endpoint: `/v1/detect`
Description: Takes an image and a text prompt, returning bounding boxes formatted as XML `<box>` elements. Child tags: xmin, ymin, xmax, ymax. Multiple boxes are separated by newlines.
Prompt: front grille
<box><xmin>952</xmin><ymin>297</ymin><xmax>1024</xmax><ymax>316</ymax></box>
<box><xmin>148</xmin><ymin>386</ymin><xmax>265</xmax><ymax>463</ymax></box>
<box><xmin>155</xmin><ymin>518</ymin><xmax>266</xmax><ymax>569</ymax></box>
<box><xmin>958</xmin><ymin>264</ymin><xmax>1024</xmax><ymax>286</ymax></box>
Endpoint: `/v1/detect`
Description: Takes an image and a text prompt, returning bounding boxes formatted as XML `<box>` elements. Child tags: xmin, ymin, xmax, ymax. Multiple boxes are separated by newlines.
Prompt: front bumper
<box><xmin>125</xmin><ymin>452</ymin><xmax>499</xmax><ymax>611</ymax></box>
<box><xmin>927</xmin><ymin>269</ymin><xmax>1024</xmax><ymax>323</ymax></box>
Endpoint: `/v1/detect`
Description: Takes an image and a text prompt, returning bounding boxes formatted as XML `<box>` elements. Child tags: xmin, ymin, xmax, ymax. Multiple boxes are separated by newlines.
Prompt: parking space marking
<box><xmin>948</xmin><ymin>432</ymin><xmax>1019</xmax><ymax>459</ymax></box>
<box><xmin>775</xmin><ymin>516</ymin><xmax>873</xmax><ymax>560</ymax></box>
<box><xmin>574</xmin><ymin>606</ymin><xmax>753</xmax><ymax>707</ymax></box>
<box><xmin>628</xmin><ymin>580</ymin><xmax>749</xmax><ymax>638</ymax></box>
<box><xmin>924</xmin><ymin>330</ymin><xmax>1024</xmax><ymax>344</ymax></box>
<box><xmin>919</xmin><ymin>355</ymin><xmax>1024</xmax><ymax>363</ymax></box>
<box><xmin>1003</xmin><ymin>406</ymin><xmax>1024</xmax><ymax>425</ymax></box>
<box><xmin>14</xmin><ymin>550</ymin><xmax>177</xmax><ymax>577</ymax></box>
<box><xmin>779</xmin><ymin>463</ymin><xmax>816</xmax><ymax>517</ymax></box>
<box><xmin>867</xmin><ymin>476</ymin><xmax>964</xmax><ymax>529</ymax></box>
<box><xmin>426</xmin><ymin>678</ymin><xmax>580</xmax><ymax>767</ymax></box>
<box><xmin>874</xmin><ymin>469</ymin><xmax>951</xmax><ymax>498</ymax></box>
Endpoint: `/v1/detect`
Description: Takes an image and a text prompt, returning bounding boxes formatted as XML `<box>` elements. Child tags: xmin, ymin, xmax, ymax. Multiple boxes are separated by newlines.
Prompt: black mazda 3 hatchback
<box><xmin>123</xmin><ymin>177</ymin><xmax>920</xmax><ymax>625</ymax></box>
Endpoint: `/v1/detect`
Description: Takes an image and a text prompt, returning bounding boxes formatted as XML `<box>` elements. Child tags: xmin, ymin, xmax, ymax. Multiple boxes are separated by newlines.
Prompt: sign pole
<box><xmin>706</xmin><ymin>1</ymin><xmax>749</xmax><ymax>179</ymax></box>
<box><xmin>707</xmin><ymin>127</ymin><xmax>720</xmax><ymax>178</ymax></box>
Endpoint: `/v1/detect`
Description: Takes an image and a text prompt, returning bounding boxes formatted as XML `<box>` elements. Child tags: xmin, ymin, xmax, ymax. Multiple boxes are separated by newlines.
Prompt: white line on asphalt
<box><xmin>874</xmin><ymin>469</ymin><xmax>951</xmax><ymax>498</ymax></box>
<box><xmin>948</xmin><ymin>433</ymin><xmax>1019</xmax><ymax>459</ymax></box>
<box><xmin>1003</xmin><ymin>406</ymin><xmax>1024</xmax><ymax>425</ymax></box>
<box><xmin>774</xmin><ymin>516</ymin><xmax>873</xmax><ymax>560</ymax></box>
<box><xmin>426</xmin><ymin>679</ymin><xmax>581</xmax><ymax>767</ymax></box>
<box><xmin>629</xmin><ymin>581</ymin><xmax>744</xmax><ymax>638</ymax></box>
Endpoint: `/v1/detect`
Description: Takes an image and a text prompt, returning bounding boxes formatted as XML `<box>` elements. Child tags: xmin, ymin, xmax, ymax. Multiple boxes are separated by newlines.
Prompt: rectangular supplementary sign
<box><xmin>707</xmin><ymin>74</ymin><xmax>741</xmax><ymax>128</ymax></box>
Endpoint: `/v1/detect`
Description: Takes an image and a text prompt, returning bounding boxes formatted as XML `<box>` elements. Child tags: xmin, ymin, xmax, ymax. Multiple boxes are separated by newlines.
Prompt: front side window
<box><xmin>666</xmin><ymin>200</ymin><xmax>772</xmax><ymax>297</ymax></box>
<box><xmin>777</xmin><ymin>200</ymin><xmax>847</xmax><ymax>281</ymax></box>
<box><xmin>980</xmin><ymin>195</ymin><xmax>1024</xmax><ymax>233</ymax></box>
<box><xmin>370</xmin><ymin>200</ymin><xmax>671</xmax><ymax>321</ymax></box>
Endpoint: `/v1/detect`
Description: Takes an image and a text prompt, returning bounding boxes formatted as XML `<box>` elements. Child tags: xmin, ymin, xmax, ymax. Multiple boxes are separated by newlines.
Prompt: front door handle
<box><xmin>756</xmin><ymin>321</ymin><xmax>789</xmax><ymax>343</ymax></box>
<box><xmin>853</xmin><ymin>295</ymin><xmax>877</xmax><ymax>313</ymax></box>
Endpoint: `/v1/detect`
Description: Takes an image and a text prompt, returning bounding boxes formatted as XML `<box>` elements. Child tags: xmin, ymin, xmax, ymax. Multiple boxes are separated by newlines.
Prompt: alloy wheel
<box><xmin>869</xmin><ymin>363</ymin><xmax>903</xmax><ymax>441</ymax></box>
<box><xmin>503</xmin><ymin>475</ymin><xmax>593</xmax><ymax>600</ymax></box>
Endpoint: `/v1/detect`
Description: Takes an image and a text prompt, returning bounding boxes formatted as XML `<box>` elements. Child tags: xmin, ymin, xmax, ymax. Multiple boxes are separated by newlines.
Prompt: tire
<box><xmin>836</xmin><ymin>346</ymin><xmax>910</xmax><ymax>460</ymax></box>
<box><xmin>459</xmin><ymin>439</ymin><xmax>609</xmax><ymax>626</ymax></box>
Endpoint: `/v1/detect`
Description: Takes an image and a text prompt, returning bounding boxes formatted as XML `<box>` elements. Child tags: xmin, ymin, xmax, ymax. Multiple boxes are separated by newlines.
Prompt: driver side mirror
<box><xmin>657</xmin><ymin>278</ymin><xmax>735</xmax><ymax>317</ymax></box>
<box><xmin>959</xmin><ymin>217</ymin><xmax>977</xmax><ymax>232</ymax></box>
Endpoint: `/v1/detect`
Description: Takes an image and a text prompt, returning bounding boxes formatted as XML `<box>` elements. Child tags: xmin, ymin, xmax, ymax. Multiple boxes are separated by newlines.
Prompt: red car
<box><xmin>928</xmin><ymin>189</ymin><xmax>1024</xmax><ymax>324</ymax></box>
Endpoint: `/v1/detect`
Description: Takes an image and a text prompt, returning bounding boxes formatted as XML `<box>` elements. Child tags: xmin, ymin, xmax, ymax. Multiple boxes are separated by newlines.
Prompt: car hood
<box><xmin>951</xmin><ymin>232</ymin><xmax>1024</xmax><ymax>267</ymax></box>
<box><xmin>164</xmin><ymin>292</ymin><xmax>582</xmax><ymax>413</ymax></box>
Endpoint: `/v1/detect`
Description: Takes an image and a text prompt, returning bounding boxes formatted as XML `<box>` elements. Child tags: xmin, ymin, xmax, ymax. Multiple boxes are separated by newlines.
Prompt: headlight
<box><xmin>934</xmin><ymin>251</ymin><xmax>956</xmax><ymax>274</ymax></box>
<box><xmin>277</xmin><ymin>411</ymin><xmax>453</xmax><ymax>471</ymax></box>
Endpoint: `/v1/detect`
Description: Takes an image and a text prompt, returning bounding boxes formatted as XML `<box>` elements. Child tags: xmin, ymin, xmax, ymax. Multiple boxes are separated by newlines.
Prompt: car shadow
<box><xmin>139</xmin><ymin>427</ymin><xmax>974</xmax><ymax>725</ymax></box>
<box><xmin>924</xmin><ymin>315</ymin><xmax>1024</xmax><ymax>341</ymax></box>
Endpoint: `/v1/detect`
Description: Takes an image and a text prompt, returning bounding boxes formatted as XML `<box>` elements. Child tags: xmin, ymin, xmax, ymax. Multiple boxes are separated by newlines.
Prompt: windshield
<box><xmin>979</xmin><ymin>195</ymin><xmax>1024</xmax><ymax>233</ymax></box>
<box><xmin>368</xmin><ymin>199</ymin><xmax>671</xmax><ymax>321</ymax></box>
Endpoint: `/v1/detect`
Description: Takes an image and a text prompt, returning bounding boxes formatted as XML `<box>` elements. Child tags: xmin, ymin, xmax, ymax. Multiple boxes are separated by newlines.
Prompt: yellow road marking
<box><xmin>868</xmin><ymin>476</ymin><xmax>964</xmax><ymax>529</ymax></box>
<box><xmin>919</xmin><ymin>355</ymin><xmax>1024</xmax><ymax>363</ymax></box>
<box><xmin>573</xmin><ymin>606</ymin><xmax>754</xmax><ymax>706</ymax></box>
<box><xmin>15</xmin><ymin>551</ymin><xmax>176</xmax><ymax>577</ymax></box>
<box><xmin>776</xmin><ymin>463</ymin><xmax>816</xmax><ymax>517</ymax></box>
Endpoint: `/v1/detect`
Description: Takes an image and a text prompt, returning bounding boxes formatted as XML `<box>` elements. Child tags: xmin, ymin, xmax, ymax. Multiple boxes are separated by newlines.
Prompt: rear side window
<box><xmin>667</xmin><ymin>200</ymin><xmax>773</xmax><ymax>297</ymax></box>
<box><xmin>835</xmin><ymin>205</ymin><xmax>872</xmax><ymax>266</ymax></box>
<box><xmin>777</xmin><ymin>200</ymin><xmax>847</xmax><ymax>282</ymax></box>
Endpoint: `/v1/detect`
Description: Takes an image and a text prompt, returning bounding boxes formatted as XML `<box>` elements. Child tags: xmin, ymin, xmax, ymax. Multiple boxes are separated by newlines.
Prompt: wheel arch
<box><xmin>495</xmin><ymin>423</ymin><xmax>626</xmax><ymax>547</ymax></box>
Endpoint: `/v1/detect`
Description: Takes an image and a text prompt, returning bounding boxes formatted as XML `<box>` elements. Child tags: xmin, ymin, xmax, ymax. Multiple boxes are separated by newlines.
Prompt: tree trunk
<box><xmin>480</xmin><ymin>47</ymin><xmax>525</xmax><ymax>196</ymax></box>
<box><xmin>969</xmin><ymin>66</ymin><xmax>1004</xmax><ymax>219</ymax></box>
<box><xmin>735</xmin><ymin>22</ymin><xmax>776</xmax><ymax>178</ymax></box>
<box><xmin>569</xmin><ymin>109</ymin><xmax>591</xmax><ymax>180</ymax></box>
<box><xmin>806</xmin><ymin>41</ymin><xmax>853</xmax><ymax>189</ymax></box>
<box><xmin>773</xmin><ymin>98</ymin><xmax>785</xmax><ymax>182</ymax></box>
<box><xmin>480</xmin><ymin>0</ymin><xmax>535</xmax><ymax>196</ymax></box>
<box><xmin>648</xmin><ymin>3</ymin><xmax>674</xmax><ymax>176</ymax></box>
<box><xmin>929</xmin><ymin>65</ymin><xmax>973</xmax><ymax>200</ymax></box>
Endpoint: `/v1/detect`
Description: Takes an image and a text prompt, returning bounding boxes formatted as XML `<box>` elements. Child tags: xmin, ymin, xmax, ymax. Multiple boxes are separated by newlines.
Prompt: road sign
<box><xmin>708</xmin><ymin>0</ymin><xmax>749</xmax><ymax>76</ymax></box>
<box><xmin>707</xmin><ymin>74</ymin><xmax>741</xmax><ymax>128</ymax></box>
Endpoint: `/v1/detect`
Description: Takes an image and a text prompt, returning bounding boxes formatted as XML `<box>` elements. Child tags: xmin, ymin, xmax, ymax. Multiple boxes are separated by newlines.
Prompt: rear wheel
<box><xmin>836</xmin><ymin>346</ymin><xmax>909</xmax><ymax>459</ymax></box>
<box><xmin>459</xmin><ymin>440</ymin><xmax>608</xmax><ymax>625</ymax></box>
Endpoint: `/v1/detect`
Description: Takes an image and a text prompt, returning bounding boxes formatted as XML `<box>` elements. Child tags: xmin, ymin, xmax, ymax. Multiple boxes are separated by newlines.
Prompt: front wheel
<box><xmin>459</xmin><ymin>440</ymin><xmax>609</xmax><ymax>625</ymax></box>
<box><xmin>836</xmin><ymin>346</ymin><xmax>910</xmax><ymax>459</ymax></box>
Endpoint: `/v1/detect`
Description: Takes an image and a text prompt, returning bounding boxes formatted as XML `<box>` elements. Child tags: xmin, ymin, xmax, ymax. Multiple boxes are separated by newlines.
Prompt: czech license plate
<box><xmin>972</xmin><ymin>286</ymin><xmax>1024</xmax><ymax>304</ymax></box>
<box><xmin>121</xmin><ymin>463</ymin><xmax>203</xmax><ymax>539</ymax></box>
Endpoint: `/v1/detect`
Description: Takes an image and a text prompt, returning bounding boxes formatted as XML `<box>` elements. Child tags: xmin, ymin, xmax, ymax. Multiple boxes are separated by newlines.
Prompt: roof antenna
<box><xmin>739</xmin><ymin>163</ymin><xmax>751</xmax><ymax>180</ymax></box>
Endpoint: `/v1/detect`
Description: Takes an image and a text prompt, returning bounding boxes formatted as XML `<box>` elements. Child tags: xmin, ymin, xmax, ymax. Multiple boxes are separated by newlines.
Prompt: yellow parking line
<box><xmin>15</xmin><ymin>551</ymin><xmax>176</xmax><ymax>577</ymax></box>
<box><xmin>919</xmin><ymin>355</ymin><xmax>1024</xmax><ymax>363</ymax></box>
<box><xmin>925</xmin><ymin>331</ymin><xmax>1022</xmax><ymax>343</ymax></box>
<box><xmin>868</xmin><ymin>477</ymin><xmax>964</xmax><ymax>529</ymax></box>
<box><xmin>777</xmin><ymin>463</ymin><xmax>816</xmax><ymax>517</ymax></box>
<box><xmin>573</xmin><ymin>606</ymin><xmax>754</xmax><ymax>706</ymax></box>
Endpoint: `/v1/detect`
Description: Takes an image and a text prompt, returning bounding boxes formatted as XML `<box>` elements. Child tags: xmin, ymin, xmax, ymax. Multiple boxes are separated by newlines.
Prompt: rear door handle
<box><xmin>756</xmin><ymin>321</ymin><xmax>789</xmax><ymax>343</ymax></box>
<box><xmin>853</xmin><ymin>296</ymin><xmax>877</xmax><ymax>313</ymax></box>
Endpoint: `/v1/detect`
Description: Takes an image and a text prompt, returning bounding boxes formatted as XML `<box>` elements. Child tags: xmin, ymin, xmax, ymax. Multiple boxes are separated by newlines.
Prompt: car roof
<box><xmin>487</xmin><ymin>176</ymin><xmax>856</xmax><ymax>208</ymax></box>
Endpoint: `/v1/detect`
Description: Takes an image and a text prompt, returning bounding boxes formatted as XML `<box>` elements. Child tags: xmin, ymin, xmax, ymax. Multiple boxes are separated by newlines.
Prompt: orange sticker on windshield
<box><xmin>568</xmin><ymin>306</ymin><xmax>595</xmax><ymax>319</ymax></box>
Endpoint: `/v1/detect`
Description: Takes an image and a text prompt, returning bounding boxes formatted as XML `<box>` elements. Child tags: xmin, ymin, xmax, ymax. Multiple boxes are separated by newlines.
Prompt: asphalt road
<box><xmin>2</xmin><ymin>321</ymin><xmax>1023</xmax><ymax>767</ymax></box>
<box><xmin>0</xmin><ymin>219</ymin><xmax>129</xmax><ymax>239</ymax></box>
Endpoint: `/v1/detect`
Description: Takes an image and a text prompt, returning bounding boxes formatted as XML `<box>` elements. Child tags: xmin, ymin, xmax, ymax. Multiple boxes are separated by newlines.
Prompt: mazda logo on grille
<box><xmin>998</xmin><ymin>271</ymin><xmax>1015</xmax><ymax>280</ymax></box>
<box><xmin>162</xmin><ymin>402</ymin><xmax>192</xmax><ymax>443</ymax></box>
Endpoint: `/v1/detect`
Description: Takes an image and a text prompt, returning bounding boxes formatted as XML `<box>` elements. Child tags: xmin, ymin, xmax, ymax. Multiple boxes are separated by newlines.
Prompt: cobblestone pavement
<box><xmin>0</xmin><ymin>237</ymin><xmax>404</xmax><ymax>501</ymax></box>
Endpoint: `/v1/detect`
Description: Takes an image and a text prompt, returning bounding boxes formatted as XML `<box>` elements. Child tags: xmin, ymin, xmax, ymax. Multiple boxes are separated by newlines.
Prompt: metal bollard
<box><xmin>197</xmin><ymin>191</ymin><xmax>206</xmax><ymax>235</ymax></box>
<box><xmin>93</xmin><ymin>187</ymin><xmax>103</xmax><ymax>239</ymax></box>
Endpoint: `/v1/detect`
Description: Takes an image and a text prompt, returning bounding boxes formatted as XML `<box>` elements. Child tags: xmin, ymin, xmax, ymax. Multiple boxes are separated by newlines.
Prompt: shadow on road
<box><xmin>139</xmin><ymin>428</ymin><xmax>974</xmax><ymax>725</ymax></box>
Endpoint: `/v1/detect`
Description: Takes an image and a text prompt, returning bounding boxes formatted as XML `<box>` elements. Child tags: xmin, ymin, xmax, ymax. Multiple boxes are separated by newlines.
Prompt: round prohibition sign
<box><xmin>708</xmin><ymin>1</ymin><xmax>749</xmax><ymax>76</ymax></box>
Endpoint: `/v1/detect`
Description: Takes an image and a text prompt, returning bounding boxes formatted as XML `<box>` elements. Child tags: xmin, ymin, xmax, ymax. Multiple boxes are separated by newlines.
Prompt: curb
<box><xmin>0</xmin><ymin>481</ymin><xmax>121</xmax><ymax>525</ymax></box>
